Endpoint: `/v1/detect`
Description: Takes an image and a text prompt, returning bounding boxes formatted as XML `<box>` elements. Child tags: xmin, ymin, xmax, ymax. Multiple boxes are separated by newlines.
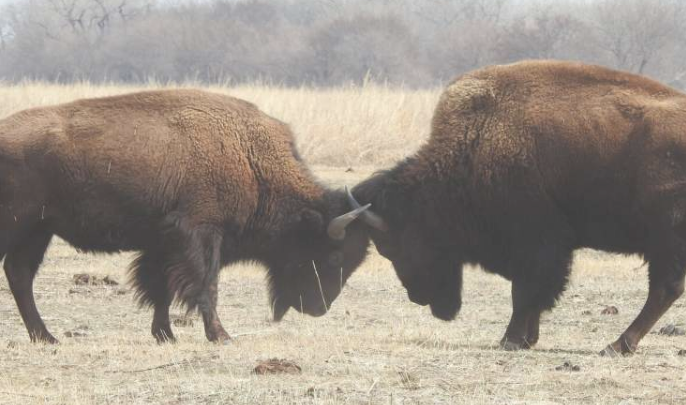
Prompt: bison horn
<box><xmin>327</xmin><ymin>203</ymin><xmax>372</xmax><ymax>240</ymax></box>
<box><xmin>346</xmin><ymin>187</ymin><xmax>388</xmax><ymax>232</ymax></box>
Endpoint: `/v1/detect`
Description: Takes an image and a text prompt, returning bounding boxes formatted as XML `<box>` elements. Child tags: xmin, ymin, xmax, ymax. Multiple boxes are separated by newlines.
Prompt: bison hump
<box><xmin>440</xmin><ymin>78</ymin><xmax>497</xmax><ymax>114</ymax></box>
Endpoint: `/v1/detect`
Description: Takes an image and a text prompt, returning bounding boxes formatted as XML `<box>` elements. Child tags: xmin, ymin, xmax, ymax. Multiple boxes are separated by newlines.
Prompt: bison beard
<box><xmin>415</xmin><ymin>266</ymin><xmax>462</xmax><ymax>321</ymax></box>
<box><xmin>0</xmin><ymin>89</ymin><xmax>371</xmax><ymax>344</ymax></box>
<box><xmin>350</xmin><ymin>60</ymin><xmax>686</xmax><ymax>355</ymax></box>
<box><xmin>392</xmin><ymin>253</ymin><xmax>462</xmax><ymax>321</ymax></box>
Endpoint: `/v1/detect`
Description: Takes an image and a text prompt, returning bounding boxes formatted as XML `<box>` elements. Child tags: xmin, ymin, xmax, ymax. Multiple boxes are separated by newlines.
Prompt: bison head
<box><xmin>267</xmin><ymin>191</ymin><xmax>371</xmax><ymax>321</ymax></box>
<box><xmin>347</xmin><ymin>186</ymin><xmax>463</xmax><ymax>321</ymax></box>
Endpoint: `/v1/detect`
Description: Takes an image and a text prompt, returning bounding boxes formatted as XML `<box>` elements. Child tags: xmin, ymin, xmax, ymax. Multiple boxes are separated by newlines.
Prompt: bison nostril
<box><xmin>328</xmin><ymin>251</ymin><xmax>344</xmax><ymax>266</ymax></box>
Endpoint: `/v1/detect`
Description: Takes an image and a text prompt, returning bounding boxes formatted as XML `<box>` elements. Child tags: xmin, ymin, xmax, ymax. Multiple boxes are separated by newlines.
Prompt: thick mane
<box><xmin>352</xmin><ymin>158</ymin><xmax>417</xmax><ymax>226</ymax></box>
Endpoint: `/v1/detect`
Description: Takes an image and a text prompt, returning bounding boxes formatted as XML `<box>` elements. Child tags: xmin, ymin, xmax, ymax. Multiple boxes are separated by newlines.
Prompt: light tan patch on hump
<box><xmin>441</xmin><ymin>78</ymin><xmax>497</xmax><ymax>114</ymax></box>
<box><xmin>643</xmin><ymin>97</ymin><xmax>686</xmax><ymax>145</ymax></box>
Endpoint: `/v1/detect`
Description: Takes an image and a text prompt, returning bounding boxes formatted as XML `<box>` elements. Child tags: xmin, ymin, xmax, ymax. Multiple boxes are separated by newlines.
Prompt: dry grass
<box><xmin>0</xmin><ymin>84</ymin><xmax>685</xmax><ymax>404</ymax></box>
<box><xmin>0</xmin><ymin>81</ymin><xmax>439</xmax><ymax>168</ymax></box>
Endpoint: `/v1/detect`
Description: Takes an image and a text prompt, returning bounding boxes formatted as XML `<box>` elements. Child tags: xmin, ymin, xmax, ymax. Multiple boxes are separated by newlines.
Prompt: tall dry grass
<box><xmin>0</xmin><ymin>81</ymin><xmax>440</xmax><ymax>168</ymax></box>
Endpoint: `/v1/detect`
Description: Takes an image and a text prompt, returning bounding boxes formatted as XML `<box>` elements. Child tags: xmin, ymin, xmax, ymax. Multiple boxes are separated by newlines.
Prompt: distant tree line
<box><xmin>1</xmin><ymin>0</ymin><xmax>685</xmax><ymax>88</ymax></box>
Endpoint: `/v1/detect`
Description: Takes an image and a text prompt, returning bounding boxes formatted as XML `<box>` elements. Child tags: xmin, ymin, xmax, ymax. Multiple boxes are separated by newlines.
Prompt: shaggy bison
<box><xmin>350</xmin><ymin>60</ymin><xmax>686</xmax><ymax>355</ymax></box>
<box><xmin>0</xmin><ymin>89</ymin><xmax>371</xmax><ymax>343</ymax></box>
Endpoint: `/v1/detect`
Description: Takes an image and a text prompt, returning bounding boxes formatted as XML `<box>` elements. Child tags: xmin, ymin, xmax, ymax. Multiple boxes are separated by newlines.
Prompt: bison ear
<box><xmin>297</xmin><ymin>208</ymin><xmax>325</xmax><ymax>231</ymax></box>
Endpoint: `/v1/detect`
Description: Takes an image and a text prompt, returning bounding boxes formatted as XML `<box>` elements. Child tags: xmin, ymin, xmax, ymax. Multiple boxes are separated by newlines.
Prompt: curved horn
<box><xmin>346</xmin><ymin>187</ymin><xmax>389</xmax><ymax>232</ymax></box>
<box><xmin>346</xmin><ymin>186</ymin><xmax>363</xmax><ymax>209</ymax></box>
<box><xmin>327</xmin><ymin>203</ymin><xmax>372</xmax><ymax>240</ymax></box>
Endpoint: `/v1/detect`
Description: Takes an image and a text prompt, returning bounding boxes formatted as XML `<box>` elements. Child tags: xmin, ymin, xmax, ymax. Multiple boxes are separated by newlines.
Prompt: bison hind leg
<box><xmin>602</xmin><ymin>235</ymin><xmax>686</xmax><ymax>356</ymax></box>
<box><xmin>4</xmin><ymin>226</ymin><xmax>56</xmax><ymax>343</ymax></box>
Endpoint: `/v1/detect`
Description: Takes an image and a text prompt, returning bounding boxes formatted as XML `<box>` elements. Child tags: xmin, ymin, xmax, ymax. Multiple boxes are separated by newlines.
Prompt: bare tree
<box><xmin>494</xmin><ymin>12</ymin><xmax>583</xmax><ymax>62</ymax></box>
<box><xmin>0</xmin><ymin>11</ymin><xmax>12</xmax><ymax>52</ymax></box>
<box><xmin>0</xmin><ymin>0</ymin><xmax>152</xmax><ymax>80</ymax></box>
<box><xmin>412</xmin><ymin>0</ymin><xmax>507</xmax><ymax>27</ymax></box>
<box><xmin>308</xmin><ymin>14</ymin><xmax>427</xmax><ymax>85</ymax></box>
<box><xmin>1</xmin><ymin>0</ymin><xmax>686</xmax><ymax>86</ymax></box>
<box><xmin>38</xmin><ymin>0</ymin><xmax>151</xmax><ymax>40</ymax></box>
<box><xmin>589</xmin><ymin>0</ymin><xmax>685</xmax><ymax>74</ymax></box>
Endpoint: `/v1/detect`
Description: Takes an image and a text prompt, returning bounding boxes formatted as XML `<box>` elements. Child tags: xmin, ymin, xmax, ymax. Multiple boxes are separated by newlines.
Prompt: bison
<box><xmin>0</xmin><ymin>89</ymin><xmax>371</xmax><ymax>344</ymax></box>
<box><xmin>349</xmin><ymin>60</ymin><xmax>686</xmax><ymax>355</ymax></box>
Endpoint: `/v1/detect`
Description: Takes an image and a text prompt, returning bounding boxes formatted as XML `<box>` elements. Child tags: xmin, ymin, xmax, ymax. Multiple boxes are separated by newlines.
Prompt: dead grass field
<box><xmin>0</xmin><ymin>85</ymin><xmax>685</xmax><ymax>404</ymax></box>
<box><xmin>0</xmin><ymin>81</ymin><xmax>438</xmax><ymax>168</ymax></box>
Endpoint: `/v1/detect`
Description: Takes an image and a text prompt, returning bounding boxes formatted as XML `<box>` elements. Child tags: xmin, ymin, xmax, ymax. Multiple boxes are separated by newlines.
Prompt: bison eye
<box><xmin>328</xmin><ymin>251</ymin><xmax>344</xmax><ymax>266</ymax></box>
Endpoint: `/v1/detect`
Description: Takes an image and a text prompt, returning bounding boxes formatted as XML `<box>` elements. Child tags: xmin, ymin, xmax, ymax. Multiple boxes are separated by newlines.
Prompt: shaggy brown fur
<box><xmin>352</xmin><ymin>60</ymin><xmax>686</xmax><ymax>355</ymax></box>
<box><xmin>0</xmin><ymin>89</ymin><xmax>370</xmax><ymax>344</ymax></box>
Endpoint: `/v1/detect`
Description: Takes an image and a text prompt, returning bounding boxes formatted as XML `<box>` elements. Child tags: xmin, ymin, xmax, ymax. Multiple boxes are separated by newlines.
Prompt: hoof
<box><xmin>598</xmin><ymin>345</ymin><xmax>634</xmax><ymax>358</ymax></box>
<box><xmin>211</xmin><ymin>334</ymin><xmax>232</xmax><ymax>345</ymax></box>
<box><xmin>31</xmin><ymin>333</ymin><xmax>59</xmax><ymax>344</ymax></box>
<box><xmin>155</xmin><ymin>336</ymin><xmax>177</xmax><ymax>344</ymax></box>
<box><xmin>524</xmin><ymin>336</ymin><xmax>538</xmax><ymax>349</ymax></box>
<box><xmin>500</xmin><ymin>339</ymin><xmax>529</xmax><ymax>351</ymax></box>
<box><xmin>219</xmin><ymin>337</ymin><xmax>232</xmax><ymax>346</ymax></box>
<box><xmin>599</xmin><ymin>340</ymin><xmax>636</xmax><ymax>357</ymax></box>
<box><xmin>599</xmin><ymin>345</ymin><xmax>621</xmax><ymax>357</ymax></box>
<box><xmin>153</xmin><ymin>330</ymin><xmax>176</xmax><ymax>344</ymax></box>
<box><xmin>208</xmin><ymin>329</ymin><xmax>232</xmax><ymax>345</ymax></box>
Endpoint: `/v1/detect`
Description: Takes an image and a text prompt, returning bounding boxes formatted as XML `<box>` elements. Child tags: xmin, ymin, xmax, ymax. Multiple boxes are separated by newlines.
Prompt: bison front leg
<box><xmin>525</xmin><ymin>311</ymin><xmax>541</xmax><ymax>348</ymax></box>
<box><xmin>186</xmin><ymin>224</ymin><xmax>230</xmax><ymax>344</ymax></box>
<box><xmin>151</xmin><ymin>300</ymin><xmax>174</xmax><ymax>343</ymax></box>
<box><xmin>501</xmin><ymin>308</ymin><xmax>542</xmax><ymax>350</ymax></box>
<box><xmin>601</xmin><ymin>238</ymin><xmax>686</xmax><ymax>356</ymax></box>
<box><xmin>131</xmin><ymin>251</ymin><xmax>176</xmax><ymax>343</ymax></box>
<box><xmin>164</xmin><ymin>216</ymin><xmax>230</xmax><ymax>344</ymax></box>
<box><xmin>500</xmin><ymin>281</ymin><xmax>537</xmax><ymax>351</ymax></box>
<box><xmin>143</xmin><ymin>215</ymin><xmax>230</xmax><ymax>344</ymax></box>
<box><xmin>4</xmin><ymin>228</ymin><xmax>56</xmax><ymax>343</ymax></box>
<box><xmin>500</xmin><ymin>246</ymin><xmax>572</xmax><ymax>351</ymax></box>
<box><xmin>198</xmin><ymin>274</ymin><xmax>231</xmax><ymax>344</ymax></box>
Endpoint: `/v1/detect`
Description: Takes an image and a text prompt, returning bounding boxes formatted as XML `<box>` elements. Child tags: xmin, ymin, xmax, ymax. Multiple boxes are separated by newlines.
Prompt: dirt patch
<box><xmin>72</xmin><ymin>274</ymin><xmax>119</xmax><ymax>286</ymax></box>
<box><xmin>657</xmin><ymin>324</ymin><xmax>686</xmax><ymax>336</ymax></box>
<box><xmin>555</xmin><ymin>361</ymin><xmax>581</xmax><ymax>372</ymax></box>
<box><xmin>253</xmin><ymin>359</ymin><xmax>302</xmax><ymax>375</ymax></box>
<box><xmin>64</xmin><ymin>325</ymin><xmax>89</xmax><ymax>338</ymax></box>
<box><xmin>172</xmin><ymin>316</ymin><xmax>194</xmax><ymax>327</ymax></box>
<box><xmin>601</xmin><ymin>305</ymin><xmax>619</xmax><ymax>315</ymax></box>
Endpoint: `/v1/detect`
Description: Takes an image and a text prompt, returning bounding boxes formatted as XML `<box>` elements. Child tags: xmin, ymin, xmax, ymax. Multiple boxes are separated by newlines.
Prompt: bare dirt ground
<box><xmin>0</xmin><ymin>167</ymin><xmax>685</xmax><ymax>404</ymax></box>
